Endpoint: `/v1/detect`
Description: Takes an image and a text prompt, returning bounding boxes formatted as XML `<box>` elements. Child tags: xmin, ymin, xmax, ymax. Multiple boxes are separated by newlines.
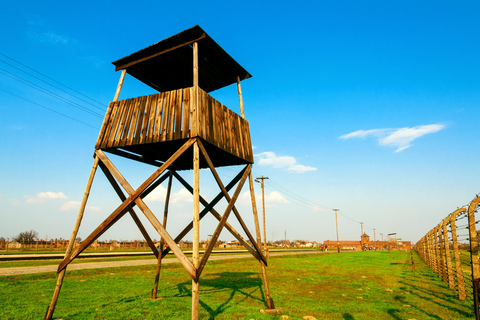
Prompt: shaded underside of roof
<box><xmin>112</xmin><ymin>25</ymin><xmax>252</xmax><ymax>93</ymax></box>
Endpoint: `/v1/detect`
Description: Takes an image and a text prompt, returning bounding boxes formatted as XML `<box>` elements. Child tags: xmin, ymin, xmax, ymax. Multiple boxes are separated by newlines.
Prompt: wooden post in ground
<box><xmin>438</xmin><ymin>225</ymin><xmax>447</xmax><ymax>282</ymax></box>
<box><xmin>191</xmin><ymin>40</ymin><xmax>200</xmax><ymax>320</ymax></box>
<box><xmin>467</xmin><ymin>195</ymin><xmax>480</xmax><ymax>320</ymax></box>
<box><xmin>192</xmin><ymin>140</ymin><xmax>200</xmax><ymax>319</ymax></box>
<box><xmin>430</xmin><ymin>230</ymin><xmax>437</xmax><ymax>274</ymax></box>
<box><xmin>44</xmin><ymin>156</ymin><xmax>99</xmax><ymax>320</ymax></box>
<box><xmin>249</xmin><ymin>173</ymin><xmax>274</xmax><ymax>309</ymax></box>
<box><xmin>442</xmin><ymin>219</ymin><xmax>454</xmax><ymax>289</ymax></box>
<box><xmin>238</xmin><ymin>71</ymin><xmax>276</xmax><ymax>311</ymax></box>
<box><xmin>255</xmin><ymin>175</ymin><xmax>269</xmax><ymax>258</ymax></box>
<box><xmin>411</xmin><ymin>249</ymin><xmax>415</xmax><ymax>272</ymax></box>
<box><xmin>152</xmin><ymin>171</ymin><xmax>173</xmax><ymax>299</ymax></box>
<box><xmin>433</xmin><ymin>227</ymin><xmax>441</xmax><ymax>278</ymax></box>
<box><xmin>334</xmin><ymin>209</ymin><xmax>340</xmax><ymax>253</ymax></box>
<box><xmin>451</xmin><ymin>208</ymin><xmax>466</xmax><ymax>300</ymax></box>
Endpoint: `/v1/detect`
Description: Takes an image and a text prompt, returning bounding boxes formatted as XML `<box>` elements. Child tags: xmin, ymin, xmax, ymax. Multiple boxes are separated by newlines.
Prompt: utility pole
<box><xmin>285</xmin><ymin>230</ymin><xmax>287</xmax><ymax>249</ymax></box>
<box><xmin>373</xmin><ymin>228</ymin><xmax>377</xmax><ymax>251</ymax></box>
<box><xmin>360</xmin><ymin>222</ymin><xmax>364</xmax><ymax>236</ymax></box>
<box><xmin>333</xmin><ymin>209</ymin><xmax>340</xmax><ymax>253</ymax></box>
<box><xmin>255</xmin><ymin>176</ymin><xmax>269</xmax><ymax>257</ymax></box>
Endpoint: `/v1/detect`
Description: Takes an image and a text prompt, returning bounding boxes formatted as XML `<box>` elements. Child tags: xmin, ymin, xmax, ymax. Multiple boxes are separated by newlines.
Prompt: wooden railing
<box><xmin>95</xmin><ymin>87</ymin><xmax>253</xmax><ymax>163</ymax></box>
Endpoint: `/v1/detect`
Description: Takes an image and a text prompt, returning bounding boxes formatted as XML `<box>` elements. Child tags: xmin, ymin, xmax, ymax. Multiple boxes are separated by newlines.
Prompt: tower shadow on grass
<box><xmin>177</xmin><ymin>271</ymin><xmax>266</xmax><ymax>319</ymax></box>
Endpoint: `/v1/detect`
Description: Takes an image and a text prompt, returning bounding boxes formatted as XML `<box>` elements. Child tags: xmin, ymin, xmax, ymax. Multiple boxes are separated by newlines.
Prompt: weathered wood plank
<box><xmin>126</xmin><ymin>97</ymin><xmax>141</xmax><ymax>146</ymax></box>
<box><xmin>134</xmin><ymin>96</ymin><xmax>147</xmax><ymax>145</ymax></box>
<box><xmin>102</xmin><ymin>101</ymin><xmax>120</xmax><ymax>148</ymax></box>
<box><xmin>182</xmin><ymin>88</ymin><xmax>190</xmax><ymax>139</ymax></box>
<box><xmin>96</xmin><ymin>102</ymin><xmax>115</xmax><ymax>149</ymax></box>
<box><xmin>154</xmin><ymin>92</ymin><xmax>165</xmax><ymax>143</ymax></box>
<box><xmin>167</xmin><ymin>90</ymin><xmax>176</xmax><ymax>141</ymax></box>
<box><xmin>140</xmin><ymin>95</ymin><xmax>152</xmax><ymax>145</ymax></box>
<box><xmin>161</xmin><ymin>91</ymin><xmax>171</xmax><ymax>142</ymax></box>
<box><xmin>113</xmin><ymin>100</ymin><xmax>129</xmax><ymax>147</ymax></box>
<box><xmin>119</xmin><ymin>98</ymin><xmax>135</xmax><ymax>147</ymax></box>
<box><xmin>174</xmin><ymin>89</ymin><xmax>183</xmax><ymax>140</ymax></box>
<box><xmin>146</xmin><ymin>93</ymin><xmax>158</xmax><ymax>144</ymax></box>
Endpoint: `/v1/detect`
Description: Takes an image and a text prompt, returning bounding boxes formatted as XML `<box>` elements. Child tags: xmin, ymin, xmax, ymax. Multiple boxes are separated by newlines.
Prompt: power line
<box><xmin>0</xmin><ymin>52</ymin><xmax>105</xmax><ymax>109</ymax></box>
<box><xmin>0</xmin><ymin>68</ymin><xmax>104</xmax><ymax>118</ymax></box>
<box><xmin>0</xmin><ymin>88</ymin><xmax>99</xmax><ymax>130</ymax></box>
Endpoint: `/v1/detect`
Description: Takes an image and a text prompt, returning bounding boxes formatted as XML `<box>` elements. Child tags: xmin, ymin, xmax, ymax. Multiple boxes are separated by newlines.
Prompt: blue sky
<box><xmin>1</xmin><ymin>1</ymin><xmax>479</xmax><ymax>245</ymax></box>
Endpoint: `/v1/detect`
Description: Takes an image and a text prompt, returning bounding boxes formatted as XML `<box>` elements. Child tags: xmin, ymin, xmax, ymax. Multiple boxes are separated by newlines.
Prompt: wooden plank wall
<box><xmin>95</xmin><ymin>87</ymin><xmax>253</xmax><ymax>163</ymax></box>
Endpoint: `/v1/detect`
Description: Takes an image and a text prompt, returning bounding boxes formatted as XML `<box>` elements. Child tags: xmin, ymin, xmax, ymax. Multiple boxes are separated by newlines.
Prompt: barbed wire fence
<box><xmin>414</xmin><ymin>194</ymin><xmax>480</xmax><ymax>319</ymax></box>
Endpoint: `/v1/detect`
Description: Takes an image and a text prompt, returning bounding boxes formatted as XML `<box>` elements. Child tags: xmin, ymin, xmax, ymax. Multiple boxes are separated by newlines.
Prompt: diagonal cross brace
<box><xmin>197</xmin><ymin>140</ymin><xmax>267</xmax><ymax>264</ymax></box>
<box><xmin>95</xmin><ymin>149</ymin><xmax>197</xmax><ymax>280</ymax></box>
<box><xmin>196</xmin><ymin>163</ymin><xmax>252</xmax><ymax>278</ymax></box>
<box><xmin>98</xmin><ymin>161</ymin><xmax>159</xmax><ymax>258</ymax></box>
<box><xmin>57</xmin><ymin>138</ymin><xmax>195</xmax><ymax>273</ymax></box>
<box><xmin>169</xmin><ymin>170</ymin><xmax>264</xmax><ymax>264</ymax></box>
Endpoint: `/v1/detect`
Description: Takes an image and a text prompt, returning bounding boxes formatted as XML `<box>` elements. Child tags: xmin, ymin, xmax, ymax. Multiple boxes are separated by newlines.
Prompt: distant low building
<box><xmin>323</xmin><ymin>233</ymin><xmax>411</xmax><ymax>251</ymax></box>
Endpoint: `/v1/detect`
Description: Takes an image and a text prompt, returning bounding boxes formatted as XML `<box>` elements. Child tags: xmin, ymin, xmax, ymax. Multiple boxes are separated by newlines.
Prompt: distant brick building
<box><xmin>323</xmin><ymin>233</ymin><xmax>411</xmax><ymax>251</ymax></box>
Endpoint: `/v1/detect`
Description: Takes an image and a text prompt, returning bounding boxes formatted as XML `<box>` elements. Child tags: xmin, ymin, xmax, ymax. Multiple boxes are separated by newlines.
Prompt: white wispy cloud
<box><xmin>59</xmin><ymin>201</ymin><xmax>100</xmax><ymax>212</ymax></box>
<box><xmin>239</xmin><ymin>190</ymin><xmax>289</xmax><ymax>206</ymax></box>
<box><xmin>255</xmin><ymin>152</ymin><xmax>317</xmax><ymax>173</ymax></box>
<box><xmin>144</xmin><ymin>186</ymin><xmax>193</xmax><ymax>204</ymax></box>
<box><xmin>339</xmin><ymin>124</ymin><xmax>446</xmax><ymax>152</ymax></box>
<box><xmin>26</xmin><ymin>191</ymin><xmax>68</xmax><ymax>204</ymax></box>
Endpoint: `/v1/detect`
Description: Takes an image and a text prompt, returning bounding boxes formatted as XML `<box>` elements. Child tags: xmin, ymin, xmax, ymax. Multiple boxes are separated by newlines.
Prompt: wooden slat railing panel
<box><xmin>97</xmin><ymin>87</ymin><xmax>253</xmax><ymax>163</ymax></box>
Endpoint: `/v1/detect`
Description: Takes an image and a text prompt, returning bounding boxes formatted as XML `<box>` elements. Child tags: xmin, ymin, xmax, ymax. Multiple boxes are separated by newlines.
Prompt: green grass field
<box><xmin>0</xmin><ymin>250</ymin><xmax>474</xmax><ymax>319</ymax></box>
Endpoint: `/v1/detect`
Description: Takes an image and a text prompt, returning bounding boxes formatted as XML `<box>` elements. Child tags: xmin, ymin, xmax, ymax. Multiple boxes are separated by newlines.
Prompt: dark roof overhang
<box><xmin>112</xmin><ymin>25</ymin><xmax>252</xmax><ymax>93</ymax></box>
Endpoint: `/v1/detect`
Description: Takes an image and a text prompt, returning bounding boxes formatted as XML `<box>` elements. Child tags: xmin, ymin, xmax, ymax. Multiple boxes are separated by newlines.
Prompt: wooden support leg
<box><xmin>152</xmin><ymin>171</ymin><xmax>173</xmax><ymax>299</ymax></box>
<box><xmin>249</xmin><ymin>172</ymin><xmax>274</xmax><ymax>309</ymax></box>
<box><xmin>192</xmin><ymin>140</ymin><xmax>200</xmax><ymax>320</ymax></box>
<box><xmin>45</xmin><ymin>156</ymin><xmax>99</xmax><ymax>320</ymax></box>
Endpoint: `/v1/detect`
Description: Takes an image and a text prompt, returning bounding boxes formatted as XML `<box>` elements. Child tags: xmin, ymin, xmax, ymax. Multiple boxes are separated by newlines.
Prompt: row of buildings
<box><xmin>323</xmin><ymin>233</ymin><xmax>412</xmax><ymax>251</ymax></box>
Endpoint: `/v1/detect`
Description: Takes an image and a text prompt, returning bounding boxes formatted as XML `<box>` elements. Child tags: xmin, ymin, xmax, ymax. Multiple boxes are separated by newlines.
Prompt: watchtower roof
<box><xmin>112</xmin><ymin>25</ymin><xmax>252</xmax><ymax>93</ymax></box>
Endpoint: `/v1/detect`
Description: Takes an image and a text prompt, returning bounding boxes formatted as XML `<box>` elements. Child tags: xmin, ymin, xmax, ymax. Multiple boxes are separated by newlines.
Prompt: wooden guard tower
<box><xmin>44</xmin><ymin>25</ymin><xmax>279</xmax><ymax>319</ymax></box>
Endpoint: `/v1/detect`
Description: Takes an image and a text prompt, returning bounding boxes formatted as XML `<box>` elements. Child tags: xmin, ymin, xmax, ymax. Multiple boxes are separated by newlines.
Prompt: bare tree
<box><xmin>14</xmin><ymin>230</ymin><xmax>39</xmax><ymax>244</ymax></box>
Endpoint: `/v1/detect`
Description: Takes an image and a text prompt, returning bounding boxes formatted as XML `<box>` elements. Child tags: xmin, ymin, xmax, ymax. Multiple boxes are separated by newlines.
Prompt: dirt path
<box><xmin>0</xmin><ymin>251</ymin><xmax>324</xmax><ymax>276</ymax></box>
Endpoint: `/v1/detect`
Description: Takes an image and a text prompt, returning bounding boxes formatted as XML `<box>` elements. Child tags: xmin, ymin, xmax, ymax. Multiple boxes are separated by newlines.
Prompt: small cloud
<box><xmin>266</xmin><ymin>191</ymin><xmax>289</xmax><ymax>204</ymax></box>
<box><xmin>238</xmin><ymin>190</ymin><xmax>288</xmax><ymax>206</ymax></box>
<box><xmin>255</xmin><ymin>151</ymin><xmax>317</xmax><ymax>173</ymax></box>
<box><xmin>145</xmin><ymin>187</ymin><xmax>193</xmax><ymax>204</ymax></box>
<box><xmin>144</xmin><ymin>185</ymin><xmax>168</xmax><ymax>202</ymax></box>
<box><xmin>59</xmin><ymin>201</ymin><xmax>100</xmax><ymax>212</ymax></box>
<box><xmin>340</xmin><ymin>124</ymin><xmax>446</xmax><ymax>152</ymax></box>
<box><xmin>26</xmin><ymin>191</ymin><xmax>68</xmax><ymax>204</ymax></box>
<box><xmin>339</xmin><ymin>129</ymin><xmax>389</xmax><ymax>140</ymax></box>
<box><xmin>171</xmin><ymin>188</ymin><xmax>193</xmax><ymax>204</ymax></box>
